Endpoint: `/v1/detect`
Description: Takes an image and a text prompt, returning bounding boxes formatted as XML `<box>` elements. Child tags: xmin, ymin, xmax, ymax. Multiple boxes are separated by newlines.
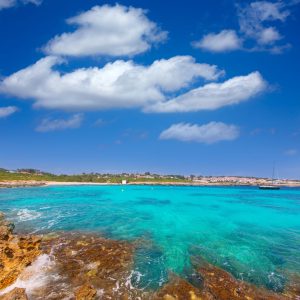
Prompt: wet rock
<box><xmin>0</xmin><ymin>288</ymin><xmax>28</xmax><ymax>300</ymax></box>
<box><xmin>195</xmin><ymin>257</ymin><xmax>290</xmax><ymax>300</ymax></box>
<box><xmin>29</xmin><ymin>233</ymin><xmax>148</xmax><ymax>299</ymax></box>
<box><xmin>0</xmin><ymin>212</ymin><xmax>41</xmax><ymax>290</ymax></box>
<box><xmin>154</xmin><ymin>276</ymin><xmax>204</xmax><ymax>300</ymax></box>
<box><xmin>0</xmin><ymin>216</ymin><xmax>14</xmax><ymax>241</ymax></box>
<box><xmin>154</xmin><ymin>258</ymin><xmax>298</xmax><ymax>300</ymax></box>
<box><xmin>75</xmin><ymin>284</ymin><xmax>97</xmax><ymax>300</ymax></box>
<box><xmin>283</xmin><ymin>272</ymin><xmax>300</xmax><ymax>299</ymax></box>
<box><xmin>0</xmin><ymin>226</ymin><xmax>11</xmax><ymax>241</ymax></box>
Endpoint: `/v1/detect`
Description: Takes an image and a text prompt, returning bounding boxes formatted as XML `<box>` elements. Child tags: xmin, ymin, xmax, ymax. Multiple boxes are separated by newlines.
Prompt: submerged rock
<box><xmin>194</xmin><ymin>257</ymin><xmax>290</xmax><ymax>300</ymax></box>
<box><xmin>284</xmin><ymin>272</ymin><xmax>300</xmax><ymax>299</ymax></box>
<box><xmin>152</xmin><ymin>258</ymin><xmax>299</xmax><ymax>300</ymax></box>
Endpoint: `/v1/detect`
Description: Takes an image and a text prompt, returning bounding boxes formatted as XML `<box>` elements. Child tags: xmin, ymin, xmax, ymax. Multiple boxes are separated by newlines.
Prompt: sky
<box><xmin>0</xmin><ymin>0</ymin><xmax>299</xmax><ymax>178</ymax></box>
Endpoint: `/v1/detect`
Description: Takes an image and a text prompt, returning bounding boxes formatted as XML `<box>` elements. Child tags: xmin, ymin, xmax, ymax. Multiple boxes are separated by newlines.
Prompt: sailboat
<box><xmin>259</xmin><ymin>163</ymin><xmax>280</xmax><ymax>190</ymax></box>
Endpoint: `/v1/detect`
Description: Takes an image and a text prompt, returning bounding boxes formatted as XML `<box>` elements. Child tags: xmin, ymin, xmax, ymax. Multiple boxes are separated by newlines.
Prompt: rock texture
<box><xmin>0</xmin><ymin>213</ymin><xmax>41</xmax><ymax>295</ymax></box>
<box><xmin>38</xmin><ymin>233</ymin><xmax>138</xmax><ymax>299</ymax></box>
<box><xmin>195</xmin><ymin>258</ymin><xmax>289</xmax><ymax>300</ymax></box>
<box><xmin>154</xmin><ymin>276</ymin><xmax>204</xmax><ymax>300</ymax></box>
<box><xmin>74</xmin><ymin>284</ymin><xmax>97</xmax><ymax>300</ymax></box>
<box><xmin>0</xmin><ymin>288</ymin><xmax>28</xmax><ymax>300</ymax></box>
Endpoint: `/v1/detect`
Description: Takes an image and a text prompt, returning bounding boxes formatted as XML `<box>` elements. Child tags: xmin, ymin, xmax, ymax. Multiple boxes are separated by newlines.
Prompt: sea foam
<box><xmin>16</xmin><ymin>209</ymin><xmax>42</xmax><ymax>221</ymax></box>
<box><xmin>0</xmin><ymin>254</ymin><xmax>54</xmax><ymax>296</ymax></box>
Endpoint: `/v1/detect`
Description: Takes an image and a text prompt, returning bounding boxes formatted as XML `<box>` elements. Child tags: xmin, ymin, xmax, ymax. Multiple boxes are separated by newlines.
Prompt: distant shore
<box><xmin>1</xmin><ymin>180</ymin><xmax>300</xmax><ymax>188</ymax></box>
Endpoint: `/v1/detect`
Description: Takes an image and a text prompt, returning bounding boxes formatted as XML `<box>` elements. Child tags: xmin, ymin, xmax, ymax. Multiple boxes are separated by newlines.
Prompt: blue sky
<box><xmin>0</xmin><ymin>0</ymin><xmax>299</xmax><ymax>178</ymax></box>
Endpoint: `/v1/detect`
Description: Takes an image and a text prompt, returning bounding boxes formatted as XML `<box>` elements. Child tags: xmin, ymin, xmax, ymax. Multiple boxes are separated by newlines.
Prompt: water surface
<box><xmin>0</xmin><ymin>185</ymin><xmax>299</xmax><ymax>291</ymax></box>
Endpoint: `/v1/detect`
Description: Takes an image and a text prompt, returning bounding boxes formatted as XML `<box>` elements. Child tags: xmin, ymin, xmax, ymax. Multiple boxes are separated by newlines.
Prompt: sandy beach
<box><xmin>2</xmin><ymin>180</ymin><xmax>300</xmax><ymax>188</ymax></box>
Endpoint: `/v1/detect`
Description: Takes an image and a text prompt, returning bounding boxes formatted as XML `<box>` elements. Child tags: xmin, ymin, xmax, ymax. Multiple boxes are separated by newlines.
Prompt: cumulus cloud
<box><xmin>145</xmin><ymin>72</ymin><xmax>266</xmax><ymax>113</ymax></box>
<box><xmin>44</xmin><ymin>4</ymin><xmax>167</xmax><ymax>57</ymax></box>
<box><xmin>0</xmin><ymin>106</ymin><xmax>18</xmax><ymax>118</ymax></box>
<box><xmin>36</xmin><ymin>114</ymin><xmax>83</xmax><ymax>132</ymax></box>
<box><xmin>195</xmin><ymin>1</ymin><xmax>298</xmax><ymax>53</ymax></box>
<box><xmin>0</xmin><ymin>55</ymin><xmax>224</xmax><ymax>111</ymax></box>
<box><xmin>193</xmin><ymin>30</ymin><xmax>242</xmax><ymax>52</ymax></box>
<box><xmin>160</xmin><ymin>122</ymin><xmax>240</xmax><ymax>144</ymax></box>
<box><xmin>0</xmin><ymin>0</ymin><xmax>41</xmax><ymax>10</ymax></box>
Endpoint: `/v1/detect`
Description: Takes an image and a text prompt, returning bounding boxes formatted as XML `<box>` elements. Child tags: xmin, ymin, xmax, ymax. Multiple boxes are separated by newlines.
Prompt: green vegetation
<box><xmin>0</xmin><ymin>168</ymin><xmax>190</xmax><ymax>184</ymax></box>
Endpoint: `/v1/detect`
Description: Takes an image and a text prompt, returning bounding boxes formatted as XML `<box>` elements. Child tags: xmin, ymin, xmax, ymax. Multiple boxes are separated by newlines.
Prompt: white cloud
<box><xmin>0</xmin><ymin>0</ymin><xmax>41</xmax><ymax>10</ymax></box>
<box><xmin>44</xmin><ymin>4</ymin><xmax>167</xmax><ymax>57</ymax></box>
<box><xmin>160</xmin><ymin>122</ymin><xmax>240</xmax><ymax>144</ymax></box>
<box><xmin>195</xmin><ymin>1</ymin><xmax>298</xmax><ymax>53</ymax></box>
<box><xmin>36</xmin><ymin>114</ymin><xmax>83</xmax><ymax>132</ymax></box>
<box><xmin>257</xmin><ymin>26</ymin><xmax>282</xmax><ymax>44</ymax></box>
<box><xmin>145</xmin><ymin>72</ymin><xmax>266</xmax><ymax>113</ymax></box>
<box><xmin>0</xmin><ymin>0</ymin><xmax>15</xmax><ymax>10</ymax></box>
<box><xmin>0</xmin><ymin>106</ymin><xmax>18</xmax><ymax>118</ymax></box>
<box><xmin>0</xmin><ymin>55</ymin><xmax>223</xmax><ymax>111</ymax></box>
<box><xmin>193</xmin><ymin>30</ymin><xmax>242</xmax><ymax>52</ymax></box>
<box><xmin>238</xmin><ymin>1</ymin><xmax>289</xmax><ymax>46</ymax></box>
<box><xmin>284</xmin><ymin>149</ymin><xmax>298</xmax><ymax>156</ymax></box>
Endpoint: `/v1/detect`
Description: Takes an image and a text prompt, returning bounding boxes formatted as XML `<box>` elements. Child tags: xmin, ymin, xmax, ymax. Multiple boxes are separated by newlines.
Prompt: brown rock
<box><xmin>0</xmin><ymin>288</ymin><xmax>28</xmax><ymax>300</ymax></box>
<box><xmin>195</xmin><ymin>258</ymin><xmax>289</xmax><ymax>300</ymax></box>
<box><xmin>154</xmin><ymin>258</ymin><xmax>296</xmax><ymax>300</ymax></box>
<box><xmin>154</xmin><ymin>277</ymin><xmax>204</xmax><ymax>300</ymax></box>
<box><xmin>0</xmin><ymin>212</ymin><xmax>41</xmax><ymax>290</ymax></box>
<box><xmin>31</xmin><ymin>233</ymin><xmax>147</xmax><ymax>299</ymax></box>
<box><xmin>0</xmin><ymin>226</ymin><xmax>11</xmax><ymax>241</ymax></box>
<box><xmin>75</xmin><ymin>284</ymin><xmax>97</xmax><ymax>300</ymax></box>
<box><xmin>283</xmin><ymin>272</ymin><xmax>300</xmax><ymax>299</ymax></box>
<box><xmin>0</xmin><ymin>214</ymin><xmax>14</xmax><ymax>241</ymax></box>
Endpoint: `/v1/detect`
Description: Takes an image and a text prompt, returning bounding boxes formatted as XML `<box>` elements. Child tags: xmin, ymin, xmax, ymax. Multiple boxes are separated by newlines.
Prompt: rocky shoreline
<box><xmin>0</xmin><ymin>212</ymin><xmax>299</xmax><ymax>299</ymax></box>
<box><xmin>0</xmin><ymin>181</ymin><xmax>46</xmax><ymax>189</ymax></box>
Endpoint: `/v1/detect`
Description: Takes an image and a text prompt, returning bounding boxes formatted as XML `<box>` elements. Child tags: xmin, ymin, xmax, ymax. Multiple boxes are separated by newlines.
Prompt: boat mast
<box><xmin>272</xmin><ymin>162</ymin><xmax>275</xmax><ymax>185</ymax></box>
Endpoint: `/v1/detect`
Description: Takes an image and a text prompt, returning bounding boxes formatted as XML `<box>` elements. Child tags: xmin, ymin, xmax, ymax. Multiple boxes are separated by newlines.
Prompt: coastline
<box><xmin>1</xmin><ymin>180</ymin><xmax>300</xmax><ymax>188</ymax></box>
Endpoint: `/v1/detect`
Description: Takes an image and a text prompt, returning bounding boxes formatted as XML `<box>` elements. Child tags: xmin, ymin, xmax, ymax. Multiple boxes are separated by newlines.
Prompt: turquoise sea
<box><xmin>0</xmin><ymin>185</ymin><xmax>300</xmax><ymax>292</ymax></box>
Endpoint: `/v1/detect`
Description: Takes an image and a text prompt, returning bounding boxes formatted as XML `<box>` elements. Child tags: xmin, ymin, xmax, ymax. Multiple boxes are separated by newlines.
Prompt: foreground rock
<box><xmin>74</xmin><ymin>284</ymin><xmax>97</xmax><ymax>300</ymax></box>
<box><xmin>0</xmin><ymin>214</ymin><xmax>41</xmax><ymax>290</ymax></box>
<box><xmin>154</xmin><ymin>276</ymin><xmax>204</xmax><ymax>300</ymax></box>
<box><xmin>36</xmin><ymin>233</ymin><xmax>142</xmax><ymax>299</ymax></box>
<box><xmin>0</xmin><ymin>288</ymin><xmax>28</xmax><ymax>300</ymax></box>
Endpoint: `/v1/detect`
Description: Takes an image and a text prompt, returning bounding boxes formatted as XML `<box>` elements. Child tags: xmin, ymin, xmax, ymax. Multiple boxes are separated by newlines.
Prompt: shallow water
<box><xmin>0</xmin><ymin>185</ymin><xmax>300</xmax><ymax>292</ymax></box>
